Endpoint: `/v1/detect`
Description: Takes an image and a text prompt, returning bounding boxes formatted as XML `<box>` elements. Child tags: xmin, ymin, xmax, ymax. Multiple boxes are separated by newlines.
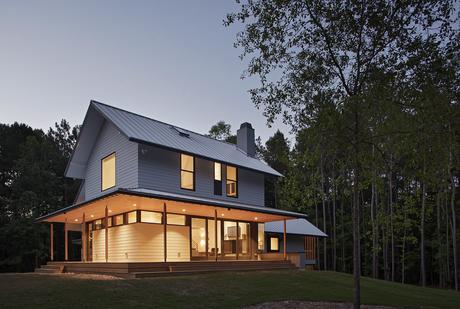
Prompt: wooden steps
<box><xmin>41</xmin><ymin>260</ymin><xmax>296</xmax><ymax>278</ymax></box>
<box><xmin>34</xmin><ymin>264</ymin><xmax>64</xmax><ymax>274</ymax></box>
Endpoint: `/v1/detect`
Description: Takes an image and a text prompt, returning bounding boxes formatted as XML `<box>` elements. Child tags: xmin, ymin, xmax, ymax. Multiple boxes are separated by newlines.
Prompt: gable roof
<box><xmin>265</xmin><ymin>219</ymin><xmax>327</xmax><ymax>237</ymax></box>
<box><xmin>65</xmin><ymin>100</ymin><xmax>282</xmax><ymax>179</ymax></box>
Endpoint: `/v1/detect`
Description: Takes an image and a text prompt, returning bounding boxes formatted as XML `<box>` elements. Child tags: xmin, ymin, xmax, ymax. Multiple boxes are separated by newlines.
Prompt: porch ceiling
<box><xmin>39</xmin><ymin>192</ymin><xmax>299</xmax><ymax>224</ymax></box>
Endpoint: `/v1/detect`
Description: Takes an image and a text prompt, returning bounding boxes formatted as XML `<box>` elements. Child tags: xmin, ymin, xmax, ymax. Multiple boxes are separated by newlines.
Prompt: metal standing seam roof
<box><xmin>265</xmin><ymin>219</ymin><xmax>327</xmax><ymax>237</ymax></box>
<box><xmin>89</xmin><ymin>101</ymin><xmax>282</xmax><ymax>177</ymax></box>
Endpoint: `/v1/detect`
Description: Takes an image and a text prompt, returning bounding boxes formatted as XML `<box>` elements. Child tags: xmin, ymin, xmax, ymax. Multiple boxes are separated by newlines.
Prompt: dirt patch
<box><xmin>246</xmin><ymin>301</ymin><xmax>397</xmax><ymax>309</ymax></box>
<box><xmin>35</xmin><ymin>272</ymin><xmax>123</xmax><ymax>280</ymax></box>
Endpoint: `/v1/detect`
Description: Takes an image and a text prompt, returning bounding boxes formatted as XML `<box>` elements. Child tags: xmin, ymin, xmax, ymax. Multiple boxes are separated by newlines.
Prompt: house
<box><xmin>37</xmin><ymin>100</ymin><xmax>325</xmax><ymax>277</ymax></box>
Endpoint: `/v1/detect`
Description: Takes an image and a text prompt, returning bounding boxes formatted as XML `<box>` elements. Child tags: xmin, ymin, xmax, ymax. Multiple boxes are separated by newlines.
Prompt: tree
<box><xmin>227</xmin><ymin>1</ymin><xmax>456</xmax><ymax>305</ymax></box>
<box><xmin>208</xmin><ymin>121</ymin><xmax>236</xmax><ymax>144</ymax></box>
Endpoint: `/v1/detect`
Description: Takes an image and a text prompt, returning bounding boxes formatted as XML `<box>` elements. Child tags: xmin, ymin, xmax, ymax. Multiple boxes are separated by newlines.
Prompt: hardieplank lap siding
<box><xmin>84</xmin><ymin>121</ymin><xmax>138</xmax><ymax>200</ymax></box>
<box><xmin>138</xmin><ymin>144</ymin><xmax>265</xmax><ymax>206</ymax></box>
<box><xmin>92</xmin><ymin>223</ymin><xmax>190</xmax><ymax>262</ymax></box>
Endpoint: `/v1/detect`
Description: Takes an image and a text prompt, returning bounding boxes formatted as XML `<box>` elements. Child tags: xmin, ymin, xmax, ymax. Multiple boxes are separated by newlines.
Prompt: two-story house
<box><xmin>37</xmin><ymin>101</ymin><xmax>325</xmax><ymax>277</ymax></box>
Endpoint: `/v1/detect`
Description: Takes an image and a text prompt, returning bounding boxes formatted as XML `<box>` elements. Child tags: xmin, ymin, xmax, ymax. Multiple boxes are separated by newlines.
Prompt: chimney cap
<box><xmin>240</xmin><ymin>122</ymin><xmax>253</xmax><ymax>129</ymax></box>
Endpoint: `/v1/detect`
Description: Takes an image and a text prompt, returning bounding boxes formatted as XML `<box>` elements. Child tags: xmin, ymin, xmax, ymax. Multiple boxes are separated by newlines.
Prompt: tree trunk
<box><xmin>449</xmin><ymin>169</ymin><xmax>457</xmax><ymax>291</ymax></box>
<box><xmin>352</xmin><ymin>110</ymin><xmax>361</xmax><ymax>309</ymax></box>
<box><xmin>437</xmin><ymin>191</ymin><xmax>443</xmax><ymax>288</ymax></box>
<box><xmin>389</xmin><ymin>164</ymin><xmax>395</xmax><ymax>282</ymax></box>
<box><xmin>421</xmin><ymin>179</ymin><xmax>427</xmax><ymax>287</ymax></box>
<box><xmin>321</xmin><ymin>158</ymin><xmax>327</xmax><ymax>270</ymax></box>
<box><xmin>332</xmin><ymin>162</ymin><xmax>337</xmax><ymax>272</ymax></box>
<box><xmin>371</xmin><ymin>163</ymin><xmax>377</xmax><ymax>278</ymax></box>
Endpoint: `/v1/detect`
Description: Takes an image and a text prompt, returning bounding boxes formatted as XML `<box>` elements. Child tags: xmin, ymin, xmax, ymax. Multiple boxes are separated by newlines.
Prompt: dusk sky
<box><xmin>0</xmin><ymin>1</ymin><xmax>291</xmax><ymax>143</ymax></box>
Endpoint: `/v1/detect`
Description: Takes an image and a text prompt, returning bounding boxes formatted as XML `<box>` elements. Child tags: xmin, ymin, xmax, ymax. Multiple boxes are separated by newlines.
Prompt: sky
<box><xmin>0</xmin><ymin>1</ymin><xmax>291</xmax><ymax>143</ymax></box>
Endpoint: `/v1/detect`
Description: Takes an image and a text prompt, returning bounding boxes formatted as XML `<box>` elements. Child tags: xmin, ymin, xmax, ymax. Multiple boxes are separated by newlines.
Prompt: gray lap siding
<box><xmin>138</xmin><ymin>144</ymin><xmax>265</xmax><ymax>206</ymax></box>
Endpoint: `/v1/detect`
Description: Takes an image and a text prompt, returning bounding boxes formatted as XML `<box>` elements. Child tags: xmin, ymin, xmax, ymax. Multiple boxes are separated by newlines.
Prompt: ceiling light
<box><xmin>254</xmin><ymin>217</ymin><xmax>258</xmax><ymax>221</ymax></box>
<box><xmin>90</xmin><ymin>215</ymin><xmax>94</xmax><ymax>218</ymax></box>
<box><xmin>182</xmin><ymin>209</ymin><xmax>186</xmax><ymax>212</ymax></box>
<box><xmin>221</xmin><ymin>213</ymin><xmax>225</xmax><ymax>217</ymax></box>
<box><xmin>133</xmin><ymin>203</ymin><xmax>137</xmax><ymax>206</ymax></box>
<box><xmin>108</xmin><ymin>210</ymin><xmax>113</xmax><ymax>213</ymax></box>
<box><xmin>74</xmin><ymin>219</ymin><xmax>78</xmax><ymax>222</ymax></box>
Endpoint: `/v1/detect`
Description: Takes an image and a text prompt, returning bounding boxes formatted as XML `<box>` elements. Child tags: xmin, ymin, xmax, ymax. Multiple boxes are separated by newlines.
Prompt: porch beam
<box><xmin>64</xmin><ymin>218</ymin><xmax>68</xmax><ymax>261</ymax></box>
<box><xmin>163</xmin><ymin>202</ymin><xmax>167</xmax><ymax>262</ymax></box>
<box><xmin>50</xmin><ymin>223</ymin><xmax>54</xmax><ymax>261</ymax></box>
<box><xmin>82</xmin><ymin>213</ymin><xmax>86</xmax><ymax>262</ymax></box>
<box><xmin>214</xmin><ymin>209</ymin><xmax>217</xmax><ymax>262</ymax></box>
<box><xmin>105</xmin><ymin>206</ymin><xmax>108</xmax><ymax>262</ymax></box>
<box><xmin>283</xmin><ymin>219</ymin><xmax>287</xmax><ymax>260</ymax></box>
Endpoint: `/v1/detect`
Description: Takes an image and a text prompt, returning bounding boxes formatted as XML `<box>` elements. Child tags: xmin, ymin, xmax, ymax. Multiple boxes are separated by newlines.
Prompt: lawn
<box><xmin>0</xmin><ymin>270</ymin><xmax>459</xmax><ymax>308</ymax></box>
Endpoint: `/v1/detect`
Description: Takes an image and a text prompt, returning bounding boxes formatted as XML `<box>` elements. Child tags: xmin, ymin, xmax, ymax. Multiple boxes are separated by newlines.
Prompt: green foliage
<box><xmin>0</xmin><ymin>120</ymin><xmax>80</xmax><ymax>272</ymax></box>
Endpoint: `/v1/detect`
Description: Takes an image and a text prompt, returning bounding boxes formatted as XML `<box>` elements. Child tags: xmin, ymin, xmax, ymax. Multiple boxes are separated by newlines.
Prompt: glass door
<box><xmin>238</xmin><ymin>222</ymin><xmax>251</xmax><ymax>260</ymax></box>
<box><xmin>191</xmin><ymin>218</ymin><xmax>207</xmax><ymax>260</ymax></box>
<box><xmin>207</xmin><ymin>219</ymin><xmax>221</xmax><ymax>260</ymax></box>
<box><xmin>223</xmin><ymin>221</ymin><xmax>238</xmax><ymax>259</ymax></box>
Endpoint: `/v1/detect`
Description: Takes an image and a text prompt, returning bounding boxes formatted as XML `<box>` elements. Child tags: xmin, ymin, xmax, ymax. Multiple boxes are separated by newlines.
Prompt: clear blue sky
<box><xmin>0</xmin><ymin>0</ymin><xmax>291</xmax><ymax>143</ymax></box>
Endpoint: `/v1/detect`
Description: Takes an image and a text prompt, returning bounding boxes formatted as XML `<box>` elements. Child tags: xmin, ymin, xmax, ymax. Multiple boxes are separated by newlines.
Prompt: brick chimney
<box><xmin>237</xmin><ymin>122</ymin><xmax>255</xmax><ymax>157</ymax></box>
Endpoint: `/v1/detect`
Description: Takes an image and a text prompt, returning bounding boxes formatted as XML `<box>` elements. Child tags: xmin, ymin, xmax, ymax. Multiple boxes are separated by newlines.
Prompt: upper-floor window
<box><xmin>226</xmin><ymin>165</ymin><xmax>238</xmax><ymax>197</ymax></box>
<box><xmin>101</xmin><ymin>153</ymin><xmax>116</xmax><ymax>191</ymax></box>
<box><xmin>180</xmin><ymin>154</ymin><xmax>194</xmax><ymax>190</ymax></box>
<box><xmin>214</xmin><ymin>162</ymin><xmax>222</xmax><ymax>195</ymax></box>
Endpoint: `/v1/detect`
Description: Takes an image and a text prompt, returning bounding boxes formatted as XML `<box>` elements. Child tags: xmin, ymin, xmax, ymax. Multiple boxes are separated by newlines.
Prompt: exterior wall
<box><xmin>263</xmin><ymin>233</ymin><xmax>317</xmax><ymax>267</ymax></box>
<box><xmin>138</xmin><ymin>144</ymin><xmax>265</xmax><ymax>206</ymax></box>
<box><xmin>91</xmin><ymin>223</ymin><xmax>190</xmax><ymax>262</ymax></box>
<box><xmin>84</xmin><ymin>121</ymin><xmax>138</xmax><ymax>200</ymax></box>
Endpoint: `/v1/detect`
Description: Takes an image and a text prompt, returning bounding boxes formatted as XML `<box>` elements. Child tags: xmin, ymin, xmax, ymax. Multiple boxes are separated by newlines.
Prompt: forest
<box><xmin>223</xmin><ymin>0</ymin><xmax>460</xmax><ymax>306</ymax></box>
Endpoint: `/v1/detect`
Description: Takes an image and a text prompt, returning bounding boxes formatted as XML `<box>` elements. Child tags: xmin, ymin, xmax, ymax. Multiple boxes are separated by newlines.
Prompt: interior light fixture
<box><xmin>182</xmin><ymin>209</ymin><xmax>186</xmax><ymax>212</ymax></box>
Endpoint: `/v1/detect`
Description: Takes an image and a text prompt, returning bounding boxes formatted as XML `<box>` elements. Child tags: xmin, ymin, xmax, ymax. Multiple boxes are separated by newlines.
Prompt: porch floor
<box><xmin>36</xmin><ymin>260</ymin><xmax>296</xmax><ymax>278</ymax></box>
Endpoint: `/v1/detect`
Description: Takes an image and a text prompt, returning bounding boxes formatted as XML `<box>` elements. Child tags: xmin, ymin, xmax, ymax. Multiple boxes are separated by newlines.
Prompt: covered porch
<box><xmin>38</xmin><ymin>189</ymin><xmax>305</xmax><ymax>268</ymax></box>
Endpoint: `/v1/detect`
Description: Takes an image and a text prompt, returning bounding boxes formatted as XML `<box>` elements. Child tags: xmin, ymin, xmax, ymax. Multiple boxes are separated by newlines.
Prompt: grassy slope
<box><xmin>0</xmin><ymin>271</ymin><xmax>459</xmax><ymax>309</ymax></box>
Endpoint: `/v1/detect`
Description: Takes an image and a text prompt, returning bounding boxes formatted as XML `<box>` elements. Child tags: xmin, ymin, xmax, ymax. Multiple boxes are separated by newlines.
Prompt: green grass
<box><xmin>0</xmin><ymin>271</ymin><xmax>459</xmax><ymax>308</ymax></box>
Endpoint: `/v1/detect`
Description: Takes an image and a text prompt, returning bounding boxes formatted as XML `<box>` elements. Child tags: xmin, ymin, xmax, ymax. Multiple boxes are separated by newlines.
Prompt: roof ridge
<box><xmin>90</xmin><ymin>100</ymin><xmax>242</xmax><ymax>150</ymax></box>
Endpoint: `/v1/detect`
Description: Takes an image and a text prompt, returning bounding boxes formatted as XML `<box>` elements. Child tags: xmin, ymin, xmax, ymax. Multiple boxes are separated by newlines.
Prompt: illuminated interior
<box><xmin>101</xmin><ymin>153</ymin><xmax>116</xmax><ymax>191</ymax></box>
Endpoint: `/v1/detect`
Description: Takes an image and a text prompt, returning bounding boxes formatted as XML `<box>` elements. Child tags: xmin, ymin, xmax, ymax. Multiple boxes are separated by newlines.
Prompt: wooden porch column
<box><xmin>214</xmin><ymin>209</ymin><xmax>218</xmax><ymax>262</ymax></box>
<box><xmin>163</xmin><ymin>203</ymin><xmax>167</xmax><ymax>262</ymax></box>
<box><xmin>50</xmin><ymin>223</ymin><xmax>54</xmax><ymax>261</ymax></box>
<box><xmin>105</xmin><ymin>206</ymin><xmax>108</xmax><ymax>262</ymax></box>
<box><xmin>82</xmin><ymin>213</ymin><xmax>86</xmax><ymax>262</ymax></box>
<box><xmin>64</xmin><ymin>218</ymin><xmax>68</xmax><ymax>261</ymax></box>
<box><xmin>283</xmin><ymin>219</ymin><xmax>287</xmax><ymax>260</ymax></box>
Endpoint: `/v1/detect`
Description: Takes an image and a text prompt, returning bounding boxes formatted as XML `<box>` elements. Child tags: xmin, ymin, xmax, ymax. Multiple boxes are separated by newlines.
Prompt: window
<box><xmin>180</xmin><ymin>154</ymin><xmax>194</xmax><ymax>190</ymax></box>
<box><xmin>226</xmin><ymin>165</ymin><xmax>238</xmax><ymax>197</ymax></box>
<box><xmin>94</xmin><ymin>219</ymin><xmax>103</xmax><ymax>230</ymax></box>
<box><xmin>113</xmin><ymin>214</ymin><xmax>124</xmax><ymax>226</ymax></box>
<box><xmin>107</xmin><ymin>217</ymin><xmax>113</xmax><ymax>227</ymax></box>
<box><xmin>140</xmin><ymin>211</ymin><xmax>162</xmax><ymax>224</ymax></box>
<box><xmin>258</xmin><ymin>223</ymin><xmax>265</xmax><ymax>251</ymax></box>
<box><xmin>214</xmin><ymin>162</ymin><xmax>222</xmax><ymax>195</ymax></box>
<box><xmin>127</xmin><ymin>211</ymin><xmax>137</xmax><ymax>224</ymax></box>
<box><xmin>269</xmin><ymin>237</ymin><xmax>279</xmax><ymax>252</ymax></box>
<box><xmin>101</xmin><ymin>153</ymin><xmax>116</xmax><ymax>191</ymax></box>
<box><xmin>167</xmin><ymin>213</ymin><xmax>186</xmax><ymax>225</ymax></box>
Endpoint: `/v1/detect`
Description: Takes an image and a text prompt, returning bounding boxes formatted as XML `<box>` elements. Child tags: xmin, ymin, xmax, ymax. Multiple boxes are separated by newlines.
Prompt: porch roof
<box><xmin>37</xmin><ymin>188</ymin><xmax>308</xmax><ymax>223</ymax></box>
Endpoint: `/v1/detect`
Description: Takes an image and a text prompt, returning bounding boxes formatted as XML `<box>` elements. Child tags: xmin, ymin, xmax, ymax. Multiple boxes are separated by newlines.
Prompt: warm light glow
<box><xmin>182</xmin><ymin>208</ymin><xmax>186</xmax><ymax>212</ymax></box>
<box><xmin>108</xmin><ymin>209</ymin><xmax>113</xmax><ymax>213</ymax></box>
<box><xmin>221</xmin><ymin>213</ymin><xmax>225</xmax><ymax>217</ymax></box>
<box><xmin>181</xmin><ymin>154</ymin><xmax>194</xmax><ymax>190</ymax></box>
<box><xmin>226</xmin><ymin>165</ymin><xmax>237</xmax><ymax>197</ymax></box>
<box><xmin>132</xmin><ymin>203</ymin><xmax>137</xmax><ymax>206</ymax></box>
<box><xmin>101</xmin><ymin>153</ymin><xmax>116</xmax><ymax>191</ymax></box>
<box><xmin>74</xmin><ymin>218</ymin><xmax>78</xmax><ymax>222</ymax></box>
<box><xmin>90</xmin><ymin>215</ymin><xmax>94</xmax><ymax>218</ymax></box>
<box><xmin>254</xmin><ymin>217</ymin><xmax>258</xmax><ymax>221</ymax></box>
<box><xmin>214</xmin><ymin>162</ymin><xmax>222</xmax><ymax>181</ymax></box>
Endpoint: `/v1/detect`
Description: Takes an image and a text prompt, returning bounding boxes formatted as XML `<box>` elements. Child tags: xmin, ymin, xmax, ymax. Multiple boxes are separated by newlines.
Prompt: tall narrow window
<box><xmin>101</xmin><ymin>153</ymin><xmax>116</xmax><ymax>191</ymax></box>
<box><xmin>226</xmin><ymin>165</ymin><xmax>237</xmax><ymax>197</ymax></box>
<box><xmin>214</xmin><ymin>162</ymin><xmax>222</xmax><ymax>195</ymax></box>
<box><xmin>180</xmin><ymin>154</ymin><xmax>194</xmax><ymax>190</ymax></box>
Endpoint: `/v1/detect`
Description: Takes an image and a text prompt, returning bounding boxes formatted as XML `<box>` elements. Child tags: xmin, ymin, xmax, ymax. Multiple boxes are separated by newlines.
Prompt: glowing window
<box><xmin>127</xmin><ymin>211</ymin><xmax>137</xmax><ymax>224</ymax></box>
<box><xmin>270</xmin><ymin>237</ymin><xmax>279</xmax><ymax>252</ymax></box>
<box><xmin>140</xmin><ymin>211</ymin><xmax>162</xmax><ymax>224</ymax></box>
<box><xmin>101</xmin><ymin>153</ymin><xmax>116</xmax><ymax>191</ymax></box>
<box><xmin>167</xmin><ymin>213</ymin><xmax>186</xmax><ymax>225</ymax></box>
<box><xmin>214</xmin><ymin>162</ymin><xmax>221</xmax><ymax>181</ymax></box>
<box><xmin>94</xmin><ymin>219</ymin><xmax>103</xmax><ymax>230</ymax></box>
<box><xmin>180</xmin><ymin>154</ymin><xmax>194</xmax><ymax>190</ymax></box>
<box><xmin>226</xmin><ymin>166</ymin><xmax>237</xmax><ymax>197</ymax></box>
<box><xmin>113</xmin><ymin>214</ymin><xmax>124</xmax><ymax>226</ymax></box>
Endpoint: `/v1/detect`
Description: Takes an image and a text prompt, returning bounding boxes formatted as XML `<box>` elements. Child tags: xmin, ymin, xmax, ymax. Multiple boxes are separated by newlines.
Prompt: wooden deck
<box><xmin>35</xmin><ymin>260</ymin><xmax>296</xmax><ymax>278</ymax></box>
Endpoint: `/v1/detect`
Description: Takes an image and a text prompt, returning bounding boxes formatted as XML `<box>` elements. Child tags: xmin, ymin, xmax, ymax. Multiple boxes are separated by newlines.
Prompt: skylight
<box><xmin>170</xmin><ymin>126</ymin><xmax>190</xmax><ymax>138</ymax></box>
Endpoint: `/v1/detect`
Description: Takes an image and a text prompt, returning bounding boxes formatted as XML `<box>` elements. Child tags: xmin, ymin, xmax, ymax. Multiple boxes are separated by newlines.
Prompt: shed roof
<box><xmin>65</xmin><ymin>101</ymin><xmax>282</xmax><ymax>178</ymax></box>
<box><xmin>265</xmin><ymin>218</ymin><xmax>327</xmax><ymax>237</ymax></box>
